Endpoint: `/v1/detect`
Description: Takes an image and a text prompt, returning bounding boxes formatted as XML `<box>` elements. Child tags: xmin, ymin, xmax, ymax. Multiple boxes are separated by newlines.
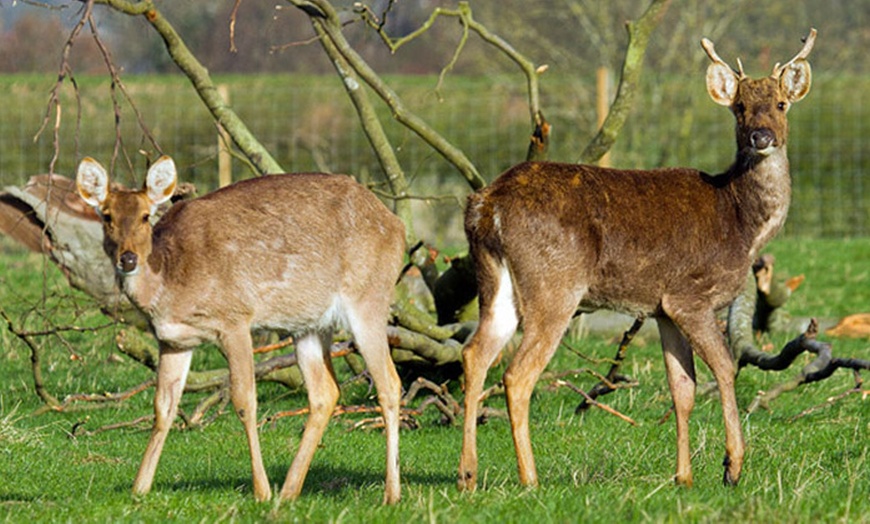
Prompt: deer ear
<box><xmin>76</xmin><ymin>157</ymin><xmax>110</xmax><ymax>208</ymax></box>
<box><xmin>779</xmin><ymin>59</ymin><xmax>812</xmax><ymax>103</ymax></box>
<box><xmin>145</xmin><ymin>156</ymin><xmax>178</xmax><ymax>208</ymax></box>
<box><xmin>706</xmin><ymin>62</ymin><xmax>739</xmax><ymax>106</ymax></box>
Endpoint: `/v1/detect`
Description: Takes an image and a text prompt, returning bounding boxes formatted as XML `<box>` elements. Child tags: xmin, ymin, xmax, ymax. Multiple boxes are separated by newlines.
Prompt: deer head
<box><xmin>703</xmin><ymin>29</ymin><xmax>815</xmax><ymax>157</ymax></box>
<box><xmin>76</xmin><ymin>157</ymin><xmax>177</xmax><ymax>275</ymax></box>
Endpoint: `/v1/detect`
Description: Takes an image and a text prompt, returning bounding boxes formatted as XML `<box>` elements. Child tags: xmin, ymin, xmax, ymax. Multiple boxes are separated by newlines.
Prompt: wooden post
<box><xmin>217</xmin><ymin>84</ymin><xmax>232</xmax><ymax>187</ymax></box>
<box><xmin>596</xmin><ymin>67</ymin><xmax>612</xmax><ymax>168</ymax></box>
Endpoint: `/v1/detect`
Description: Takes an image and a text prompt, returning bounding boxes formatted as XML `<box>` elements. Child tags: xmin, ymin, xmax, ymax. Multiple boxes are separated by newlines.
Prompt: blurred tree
<box><xmin>0</xmin><ymin>12</ymin><xmax>103</xmax><ymax>72</ymax></box>
<box><xmin>1</xmin><ymin>0</ymin><xmax>867</xmax><ymax>74</ymax></box>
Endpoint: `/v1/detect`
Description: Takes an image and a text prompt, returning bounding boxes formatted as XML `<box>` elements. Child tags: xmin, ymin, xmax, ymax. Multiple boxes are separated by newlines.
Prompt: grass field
<box><xmin>0</xmin><ymin>236</ymin><xmax>867</xmax><ymax>522</ymax></box>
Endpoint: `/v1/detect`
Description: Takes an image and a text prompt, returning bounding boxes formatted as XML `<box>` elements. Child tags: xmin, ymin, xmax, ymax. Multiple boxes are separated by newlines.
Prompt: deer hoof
<box><xmin>722</xmin><ymin>455</ymin><xmax>740</xmax><ymax>487</ymax></box>
<box><xmin>457</xmin><ymin>470</ymin><xmax>477</xmax><ymax>492</ymax></box>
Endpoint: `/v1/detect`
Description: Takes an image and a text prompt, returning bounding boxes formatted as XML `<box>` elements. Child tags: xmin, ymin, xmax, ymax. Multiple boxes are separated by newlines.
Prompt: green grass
<box><xmin>0</xmin><ymin>237</ymin><xmax>868</xmax><ymax>522</ymax></box>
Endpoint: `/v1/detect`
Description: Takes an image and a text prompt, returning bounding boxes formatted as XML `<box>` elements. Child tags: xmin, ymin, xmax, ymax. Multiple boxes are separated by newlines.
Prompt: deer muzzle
<box><xmin>749</xmin><ymin>128</ymin><xmax>776</xmax><ymax>155</ymax></box>
<box><xmin>118</xmin><ymin>251</ymin><xmax>140</xmax><ymax>275</ymax></box>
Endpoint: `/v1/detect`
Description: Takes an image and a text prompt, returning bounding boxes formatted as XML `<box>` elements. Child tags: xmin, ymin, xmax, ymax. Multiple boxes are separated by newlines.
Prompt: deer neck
<box><xmin>116</xmin><ymin>240</ymin><xmax>170</xmax><ymax>318</ymax></box>
<box><xmin>727</xmin><ymin>145</ymin><xmax>791</xmax><ymax>260</ymax></box>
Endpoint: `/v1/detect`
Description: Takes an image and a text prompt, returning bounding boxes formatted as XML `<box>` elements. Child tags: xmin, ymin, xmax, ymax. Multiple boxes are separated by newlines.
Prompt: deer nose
<box><xmin>750</xmin><ymin>129</ymin><xmax>775</xmax><ymax>152</ymax></box>
<box><xmin>119</xmin><ymin>251</ymin><xmax>139</xmax><ymax>274</ymax></box>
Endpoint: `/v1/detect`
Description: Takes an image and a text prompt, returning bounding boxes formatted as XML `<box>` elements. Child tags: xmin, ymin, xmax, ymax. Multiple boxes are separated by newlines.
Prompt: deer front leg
<box><xmin>657</xmin><ymin>317</ymin><xmax>697</xmax><ymax>487</ymax></box>
<box><xmin>279</xmin><ymin>331</ymin><xmax>340</xmax><ymax>501</ymax></box>
<box><xmin>666</xmin><ymin>302</ymin><xmax>745</xmax><ymax>486</ymax></box>
<box><xmin>221</xmin><ymin>328</ymin><xmax>272</xmax><ymax>502</ymax></box>
<box><xmin>133</xmin><ymin>347</ymin><xmax>193</xmax><ymax>496</ymax></box>
<box><xmin>699</xmin><ymin>343</ymin><xmax>744</xmax><ymax>486</ymax></box>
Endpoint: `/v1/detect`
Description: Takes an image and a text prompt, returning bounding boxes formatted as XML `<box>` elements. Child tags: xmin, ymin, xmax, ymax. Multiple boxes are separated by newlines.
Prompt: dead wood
<box><xmin>553</xmin><ymin>379</ymin><xmax>637</xmax><ymax>425</ymax></box>
<box><xmin>726</xmin><ymin>256</ymin><xmax>869</xmax><ymax>411</ymax></box>
<box><xmin>573</xmin><ymin>315</ymin><xmax>644</xmax><ymax>413</ymax></box>
<box><xmin>564</xmin><ymin>254</ymin><xmax>868</xmax><ymax>416</ymax></box>
<box><xmin>746</xmin><ymin>319</ymin><xmax>870</xmax><ymax>412</ymax></box>
<box><xmin>260</xmin><ymin>376</ymin><xmax>504</xmax><ymax>433</ymax></box>
<box><xmin>791</xmin><ymin>371</ymin><xmax>868</xmax><ymax>420</ymax></box>
<box><xmin>1</xmin><ymin>175</ymin><xmax>133</xmax><ymax>317</ymax></box>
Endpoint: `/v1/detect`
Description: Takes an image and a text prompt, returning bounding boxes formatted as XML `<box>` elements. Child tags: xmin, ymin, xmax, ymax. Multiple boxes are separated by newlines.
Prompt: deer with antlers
<box><xmin>76</xmin><ymin>158</ymin><xmax>405</xmax><ymax>504</ymax></box>
<box><xmin>458</xmin><ymin>29</ymin><xmax>816</xmax><ymax>490</ymax></box>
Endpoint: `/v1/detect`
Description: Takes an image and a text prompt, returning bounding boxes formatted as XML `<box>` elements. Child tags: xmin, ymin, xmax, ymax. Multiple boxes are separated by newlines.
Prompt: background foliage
<box><xmin>0</xmin><ymin>71</ymin><xmax>867</xmax><ymax>242</ymax></box>
<box><xmin>1</xmin><ymin>1</ymin><xmax>868</xmax><ymax>240</ymax></box>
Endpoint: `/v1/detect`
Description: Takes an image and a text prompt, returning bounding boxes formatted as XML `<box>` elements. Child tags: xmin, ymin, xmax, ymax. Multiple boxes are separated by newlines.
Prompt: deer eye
<box><xmin>734</xmin><ymin>102</ymin><xmax>746</xmax><ymax>114</ymax></box>
<box><xmin>777</xmin><ymin>101</ymin><xmax>787</xmax><ymax>111</ymax></box>
<box><xmin>142</xmin><ymin>214</ymin><xmax>150</xmax><ymax>224</ymax></box>
<box><xmin>102</xmin><ymin>213</ymin><xmax>112</xmax><ymax>225</ymax></box>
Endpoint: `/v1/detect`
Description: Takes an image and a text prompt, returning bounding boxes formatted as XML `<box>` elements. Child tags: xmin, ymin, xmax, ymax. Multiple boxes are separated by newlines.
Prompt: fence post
<box><xmin>596</xmin><ymin>66</ymin><xmax>612</xmax><ymax>168</ymax></box>
<box><xmin>217</xmin><ymin>84</ymin><xmax>232</xmax><ymax>187</ymax></box>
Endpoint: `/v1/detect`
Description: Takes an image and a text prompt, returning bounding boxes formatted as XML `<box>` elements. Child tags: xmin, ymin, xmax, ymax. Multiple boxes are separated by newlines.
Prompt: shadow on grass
<box><xmin>142</xmin><ymin>462</ymin><xmax>455</xmax><ymax>500</ymax></box>
<box><xmin>0</xmin><ymin>493</ymin><xmax>46</xmax><ymax>503</ymax></box>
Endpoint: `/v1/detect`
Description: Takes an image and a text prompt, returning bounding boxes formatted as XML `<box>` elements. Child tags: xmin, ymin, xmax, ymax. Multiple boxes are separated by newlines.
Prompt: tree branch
<box><xmin>289</xmin><ymin>0</ymin><xmax>486</xmax><ymax>189</ymax></box>
<box><xmin>579</xmin><ymin>0</ymin><xmax>673</xmax><ymax>163</ymax></box>
<box><xmin>359</xmin><ymin>0</ymin><xmax>548</xmax><ymax>162</ymax></box>
<box><xmin>304</xmin><ymin>13</ymin><xmax>417</xmax><ymax>243</ymax></box>
<box><xmin>96</xmin><ymin>0</ymin><xmax>284</xmax><ymax>175</ymax></box>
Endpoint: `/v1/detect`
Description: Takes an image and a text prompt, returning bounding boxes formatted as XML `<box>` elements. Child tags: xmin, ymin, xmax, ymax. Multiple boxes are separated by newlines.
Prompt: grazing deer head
<box><xmin>77</xmin><ymin>157</ymin><xmax>405</xmax><ymax>504</ymax></box>
<box><xmin>458</xmin><ymin>29</ymin><xmax>815</xmax><ymax>492</ymax></box>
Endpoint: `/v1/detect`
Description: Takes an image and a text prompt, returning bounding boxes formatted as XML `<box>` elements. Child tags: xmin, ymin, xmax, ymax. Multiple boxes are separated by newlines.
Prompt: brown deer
<box><xmin>76</xmin><ymin>157</ymin><xmax>405</xmax><ymax>504</ymax></box>
<box><xmin>458</xmin><ymin>29</ymin><xmax>816</xmax><ymax>491</ymax></box>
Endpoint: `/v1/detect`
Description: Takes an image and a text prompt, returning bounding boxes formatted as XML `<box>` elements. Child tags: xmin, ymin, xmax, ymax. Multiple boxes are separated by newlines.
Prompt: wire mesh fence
<box><xmin>0</xmin><ymin>71</ymin><xmax>866</xmax><ymax>244</ymax></box>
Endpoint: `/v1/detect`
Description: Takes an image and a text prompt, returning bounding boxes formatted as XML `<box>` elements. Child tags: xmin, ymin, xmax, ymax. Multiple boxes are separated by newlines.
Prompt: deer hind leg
<box><xmin>221</xmin><ymin>327</ymin><xmax>271</xmax><ymax>501</ymax></box>
<box><xmin>665</xmin><ymin>302</ymin><xmax>745</xmax><ymax>486</ymax></box>
<box><xmin>502</xmin><ymin>286</ymin><xmax>580</xmax><ymax>488</ymax></box>
<box><xmin>459</xmin><ymin>262</ymin><xmax>519</xmax><ymax>492</ymax></box>
<box><xmin>279</xmin><ymin>330</ymin><xmax>340</xmax><ymax>501</ymax></box>
<box><xmin>657</xmin><ymin>317</ymin><xmax>697</xmax><ymax>487</ymax></box>
<box><xmin>347</xmin><ymin>305</ymin><xmax>402</xmax><ymax>505</ymax></box>
<box><xmin>133</xmin><ymin>346</ymin><xmax>193</xmax><ymax>496</ymax></box>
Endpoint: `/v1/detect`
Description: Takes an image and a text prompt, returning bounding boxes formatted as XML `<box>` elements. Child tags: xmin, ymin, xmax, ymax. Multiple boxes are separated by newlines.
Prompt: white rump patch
<box><xmin>490</xmin><ymin>264</ymin><xmax>518</xmax><ymax>340</ymax></box>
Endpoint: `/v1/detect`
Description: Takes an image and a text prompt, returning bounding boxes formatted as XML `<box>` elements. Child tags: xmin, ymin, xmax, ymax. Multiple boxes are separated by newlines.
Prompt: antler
<box><xmin>701</xmin><ymin>37</ymin><xmax>744</xmax><ymax>79</ymax></box>
<box><xmin>772</xmin><ymin>28</ymin><xmax>817</xmax><ymax>77</ymax></box>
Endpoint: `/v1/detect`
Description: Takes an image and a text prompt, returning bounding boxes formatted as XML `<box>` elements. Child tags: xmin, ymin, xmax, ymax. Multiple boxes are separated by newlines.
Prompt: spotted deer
<box><xmin>76</xmin><ymin>157</ymin><xmax>405</xmax><ymax>504</ymax></box>
<box><xmin>458</xmin><ymin>29</ymin><xmax>816</xmax><ymax>490</ymax></box>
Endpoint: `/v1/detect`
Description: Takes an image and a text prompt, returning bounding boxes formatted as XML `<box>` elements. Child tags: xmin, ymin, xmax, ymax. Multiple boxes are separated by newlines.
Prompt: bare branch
<box><xmin>0</xmin><ymin>306</ymin><xmax>61</xmax><ymax>408</ymax></box>
<box><xmin>303</xmin><ymin>13</ymin><xmax>416</xmax><ymax>242</ymax></box>
<box><xmin>358</xmin><ymin>1</ymin><xmax>547</xmax><ymax>160</ymax></box>
<box><xmin>791</xmin><ymin>372</ymin><xmax>866</xmax><ymax>421</ymax></box>
<box><xmin>35</xmin><ymin>0</ymin><xmax>94</xmax><ymax>175</ymax></box>
<box><xmin>85</xmin><ymin>10</ymin><xmax>162</xmax><ymax>172</ymax></box>
<box><xmin>290</xmin><ymin>0</ymin><xmax>486</xmax><ymax>189</ymax></box>
<box><xmin>579</xmin><ymin>0</ymin><xmax>673</xmax><ymax>163</ymax></box>
<box><xmin>96</xmin><ymin>0</ymin><xmax>284</xmax><ymax>175</ymax></box>
<box><xmin>554</xmin><ymin>379</ymin><xmax>637</xmax><ymax>425</ymax></box>
<box><xmin>229</xmin><ymin>0</ymin><xmax>243</xmax><ymax>53</ymax></box>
